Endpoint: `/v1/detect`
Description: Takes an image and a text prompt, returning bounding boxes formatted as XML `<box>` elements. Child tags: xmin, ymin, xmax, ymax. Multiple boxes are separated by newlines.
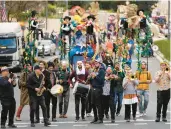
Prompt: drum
<box><xmin>72</xmin><ymin>81</ymin><xmax>90</xmax><ymax>95</ymax></box>
<box><xmin>50</xmin><ymin>84</ymin><xmax>64</xmax><ymax>97</ymax></box>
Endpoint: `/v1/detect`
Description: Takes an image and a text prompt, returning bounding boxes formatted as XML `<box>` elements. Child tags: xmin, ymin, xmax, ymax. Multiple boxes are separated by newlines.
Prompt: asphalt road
<box><xmin>7</xmin><ymin>55</ymin><xmax>169</xmax><ymax>129</ymax></box>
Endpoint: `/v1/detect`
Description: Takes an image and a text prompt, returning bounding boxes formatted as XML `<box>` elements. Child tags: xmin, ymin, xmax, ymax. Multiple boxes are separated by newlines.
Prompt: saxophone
<box><xmin>36</xmin><ymin>73</ymin><xmax>46</xmax><ymax>96</ymax></box>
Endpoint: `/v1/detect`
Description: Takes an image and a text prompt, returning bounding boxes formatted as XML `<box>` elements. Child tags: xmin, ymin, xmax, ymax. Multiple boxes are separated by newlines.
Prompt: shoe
<box><xmin>94</xmin><ymin>120</ymin><xmax>103</xmax><ymax>124</ymax></box>
<box><xmin>116</xmin><ymin>113</ymin><xmax>121</xmax><ymax>116</ymax></box>
<box><xmin>86</xmin><ymin>113</ymin><xmax>92</xmax><ymax>117</ymax></box>
<box><xmin>126</xmin><ymin>119</ymin><xmax>130</xmax><ymax>122</ymax></box>
<box><xmin>133</xmin><ymin>117</ymin><xmax>136</xmax><ymax>121</ymax></box>
<box><xmin>31</xmin><ymin>123</ymin><xmax>35</xmax><ymax>127</ymax></box>
<box><xmin>59</xmin><ymin>115</ymin><xmax>63</xmax><ymax>118</ymax></box>
<box><xmin>162</xmin><ymin>118</ymin><xmax>167</xmax><ymax>122</ymax></box>
<box><xmin>90</xmin><ymin>119</ymin><xmax>98</xmax><ymax>123</ymax></box>
<box><xmin>52</xmin><ymin>118</ymin><xmax>57</xmax><ymax>122</ymax></box>
<box><xmin>44</xmin><ymin>121</ymin><xmax>51</xmax><ymax>127</ymax></box>
<box><xmin>111</xmin><ymin>119</ymin><xmax>115</xmax><ymax>123</ymax></box>
<box><xmin>155</xmin><ymin>117</ymin><xmax>160</xmax><ymax>122</ymax></box>
<box><xmin>139</xmin><ymin>113</ymin><xmax>143</xmax><ymax>117</ymax></box>
<box><xmin>1</xmin><ymin>125</ymin><xmax>6</xmax><ymax>129</ymax></box>
<box><xmin>15</xmin><ymin>117</ymin><xmax>21</xmax><ymax>121</ymax></box>
<box><xmin>8</xmin><ymin>124</ymin><xmax>17</xmax><ymax>128</ymax></box>
<box><xmin>82</xmin><ymin>118</ymin><xmax>86</xmax><ymax>121</ymax></box>
<box><xmin>143</xmin><ymin>111</ymin><xmax>147</xmax><ymax>116</ymax></box>
<box><xmin>34</xmin><ymin>120</ymin><xmax>40</xmax><ymax>123</ymax></box>
<box><xmin>63</xmin><ymin>115</ymin><xmax>68</xmax><ymax>118</ymax></box>
<box><xmin>106</xmin><ymin>114</ymin><xmax>109</xmax><ymax>119</ymax></box>
<box><xmin>75</xmin><ymin>119</ymin><xmax>79</xmax><ymax>122</ymax></box>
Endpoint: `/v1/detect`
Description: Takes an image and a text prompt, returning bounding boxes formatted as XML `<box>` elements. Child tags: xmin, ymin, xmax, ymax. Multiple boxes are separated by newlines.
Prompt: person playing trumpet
<box><xmin>122</xmin><ymin>69</ymin><xmax>139</xmax><ymax>122</ymax></box>
<box><xmin>155</xmin><ymin>62</ymin><xmax>170</xmax><ymax>122</ymax></box>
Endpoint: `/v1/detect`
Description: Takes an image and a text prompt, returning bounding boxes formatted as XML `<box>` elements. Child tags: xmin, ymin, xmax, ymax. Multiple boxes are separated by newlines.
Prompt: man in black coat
<box><xmin>27</xmin><ymin>65</ymin><xmax>51</xmax><ymax>127</ymax></box>
<box><xmin>0</xmin><ymin>67</ymin><xmax>17</xmax><ymax>128</ymax></box>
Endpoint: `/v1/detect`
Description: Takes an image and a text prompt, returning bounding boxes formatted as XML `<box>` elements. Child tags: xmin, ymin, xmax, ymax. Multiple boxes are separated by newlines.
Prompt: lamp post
<box><xmin>45</xmin><ymin>0</ymin><xmax>48</xmax><ymax>30</ymax></box>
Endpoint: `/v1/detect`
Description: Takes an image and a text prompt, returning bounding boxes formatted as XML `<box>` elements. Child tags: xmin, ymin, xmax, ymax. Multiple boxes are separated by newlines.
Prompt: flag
<box><xmin>1</xmin><ymin>1</ymin><xmax>7</xmax><ymax>22</ymax></box>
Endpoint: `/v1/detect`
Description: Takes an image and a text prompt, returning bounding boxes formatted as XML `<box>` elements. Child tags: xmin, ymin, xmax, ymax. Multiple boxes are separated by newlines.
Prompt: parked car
<box><xmin>37</xmin><ymin>40</ymin><xmax>56</xmax><ymax>56</ymax></box>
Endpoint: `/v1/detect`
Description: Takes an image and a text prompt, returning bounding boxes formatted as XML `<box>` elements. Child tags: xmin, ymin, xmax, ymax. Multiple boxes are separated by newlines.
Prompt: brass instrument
<box><xmin>36</xmin><ymin>73</ymin><xmax>46</xmax><ymax>96</ymax></box>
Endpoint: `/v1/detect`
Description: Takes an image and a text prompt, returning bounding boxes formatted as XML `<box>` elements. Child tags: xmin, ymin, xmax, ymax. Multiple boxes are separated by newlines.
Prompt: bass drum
<box><xmin>50</xmin><ymin>84</ymin><xmax>64</xmax><ymax>97</ymax></box>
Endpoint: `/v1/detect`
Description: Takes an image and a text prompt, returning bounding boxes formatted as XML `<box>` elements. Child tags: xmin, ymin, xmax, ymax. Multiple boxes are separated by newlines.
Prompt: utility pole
<box><xmin>66</xmin><ymin>0</ymin><xmax>68</xmax><ymax>16</ymax></box>
<box><xmin>168</xmin><ymin>0</ymin><xmax>170</xmax><ymax>40</ymax></box>
<box><xmin>45</xmin><ymin>0</ymin><xmax>48</xmax><ymax>30</ymax></box>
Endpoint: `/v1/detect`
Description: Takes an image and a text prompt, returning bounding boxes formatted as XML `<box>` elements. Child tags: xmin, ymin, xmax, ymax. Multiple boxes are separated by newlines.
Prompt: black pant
<box><xmin>86</xmin><ymin>89</ymin><xmax>92</xmax><ymax>114</ymax></box>
<box><xmin>30</xmin><ymin>96</ymin><xmax>48</xmax><ymax>123</ymax></box>
<box><xmin>59</xmin><ymin>89</ymin><xmax>70</xmax><ymax>115</ymax></box>
<box><xmin>156</xmin><ymin>89</ymin><xmax>170</xmax><ymax>118</ymax></box>
<box><xmin>75</xmin><ymin>94</ymin><xmax>86</xmax><ymax>120</ymax></box>
<box><xmin>125</xmin><ymin>103</ymin><xmax>137</xmax><ymax>120</ymax></box>
<box><xmin>1</xmin><ymin>98</ymin><xmax>16</xmax><ymax>126</ymax></box>
<box><xmin>102</xmin><ymin>95</ymin><xmax>110</xmax><ymax>116</ymax></box>
<box><xmin>91</xmin><ymin>88</ymin><xmax>103</xmax><ymax>121</ymax></box>
<box><xmin>44</xmin><ymin>91</ymin><xmax>57</xmax><ymax>119</ymax></box>
<box><xmin>33</xmin><ymin>29</ymin><xmax>43</xmax><ymax>40</ymax></box>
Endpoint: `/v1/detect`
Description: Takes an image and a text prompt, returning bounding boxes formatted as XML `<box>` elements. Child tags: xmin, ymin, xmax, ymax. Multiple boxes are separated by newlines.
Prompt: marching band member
<box><xmin>155</xmin><ymin>62</ymin><xmax>170</xmax><ymax>122</ymax></box>
<box><xmin>35</xmin><ymin>61</ymin><xmax>51</xmax><ymax>123</ymax></box>
<box><xmin>135</xmin><ymin>61</ymin><xmax>152</xmax><ymax>117</ymax></box>
<box><xmin>112</xmin><ymin>62</ymin><xmax>125</xmax><ymax>117</ymax></box>
<box><xmin>0</xmin><ymin>67</ymin><xmax>17</xmax><ymax>128</ymax></box>
<box><xmin>57</xmin><ymin>62</ymin><xmax>70</xmax><ymax>118</ymax></box>
<box><xmin>122</xmin><ymin>69</ymin><xmax>139</xmax><ymax>122</ymax></box>
<box><xmin>27</xmin><ymin>65</ymin><xmax>51</xmax><ymax>127</ymax></box>
<box><xmin>69</xmin><ymin>61</ymin><xmax>89</xmax><ymax>122</ymax></box>
<box><xmin>102</xmin><ymin>67</ymin><xmax>112</xmax><ymax>120</ymax></box>
<box><xmin>16</xmin><ymin>63</ymin><xmax>32</xmax><ymax>121</ymax></box>
<box><xmin>47</xmin><ymin>62</ymin><xmax>57</xmax><ymax>122</ymax></box>
<box><xmin>90</xmin><ymin>59</ymin><xmax>105</xmax><ymax>124</ymax></box>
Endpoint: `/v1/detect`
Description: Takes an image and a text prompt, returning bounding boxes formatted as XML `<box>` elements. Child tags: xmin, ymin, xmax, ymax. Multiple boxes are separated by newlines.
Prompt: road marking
<box><xmin>73</xmin><ymin>124</ymin><xmax>88</xmax><ymax>127</ymax></box>
<box><xmin>104</xmin><ymin>124</ymin><xmax>118</xmax><ymax>126</ymax></box>
<box><xmin>17</xmin><ymin>125</ymin><xmax>28</xmax><ymax>128</ymax></box>
<box><xmin>165</xmin><ymin>123</ymin><xmax>171</xmax><ymax>125</ymax></box>
<box><xmin>49</xmin><ymin>125</ymin><xmax>58</xmax><ymax>127</ymax></box>
<box><xmin>134</xmin><ymin>123</ymin><xmax>147</xmax><ymax>125</ymax></box>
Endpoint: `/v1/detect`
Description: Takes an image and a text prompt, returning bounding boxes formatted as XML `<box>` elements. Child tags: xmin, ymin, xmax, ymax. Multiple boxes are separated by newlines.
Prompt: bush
<box><xmin>154</xmin><ymin>40</ymin><xmax>170</xmax><ymax>61</ymax></box>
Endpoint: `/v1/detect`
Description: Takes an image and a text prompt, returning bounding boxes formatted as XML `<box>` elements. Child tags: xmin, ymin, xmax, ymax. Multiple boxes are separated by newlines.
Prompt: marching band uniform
<box><xmin>0</xmin><ymin>67</ymin><xmax>17</xmax><ymax>128</ymax></box>
<box><xmin>16</xmin><ymin>64</ymin><xmax>32</xmax><ymax>121</ymax></box>
<box><xmin>69</xmin><ymin>61</ymin><xmax>89</xmax><ymax>122</ymax></box>
<box><xmin>27</xmin><ymin>65</ymin><xmax>50</xmax><ymax>127</ymax></box>
<box><xmin>90</xmin><ymin>59</ymin><xmax>105</xmax><ymax>124</ymax></box>
<box><xmin>57</xmin><ymin>64</ymin><xmax>70</xmax><ymax>118</ymax></box>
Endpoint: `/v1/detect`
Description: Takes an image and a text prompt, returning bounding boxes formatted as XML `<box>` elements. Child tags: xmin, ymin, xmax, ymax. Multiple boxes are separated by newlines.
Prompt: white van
<box><xmin>0</xmin><ymin>22</ymin><xmax>23</xmax><ymax>71</ymax></box>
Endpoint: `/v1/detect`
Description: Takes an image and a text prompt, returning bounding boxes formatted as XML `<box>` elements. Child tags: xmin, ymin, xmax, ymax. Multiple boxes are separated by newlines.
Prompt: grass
<box><xmin>154</xmin><ymin>39</ymin><xmax>170</xmax><ymax>61</ymax></box>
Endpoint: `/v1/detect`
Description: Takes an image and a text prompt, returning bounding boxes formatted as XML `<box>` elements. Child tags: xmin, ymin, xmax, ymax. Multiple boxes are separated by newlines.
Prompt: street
<box><xmin>10</xmin><ymin>55</ymin><xmax>170</xmax><ymax>129</ymax></box>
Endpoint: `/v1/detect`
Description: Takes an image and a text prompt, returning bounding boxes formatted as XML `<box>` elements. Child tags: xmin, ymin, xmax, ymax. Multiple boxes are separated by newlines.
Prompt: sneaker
<box><xmin>82</xmin><ymin>118</ymin><xmax>86</xmax><ymax>121</ymax></box>
<box><xmin>116</xmin><ymin>113</ymin><xmax>121</xmax><ymax>116</ymax></box>
<box><xmin>90</xmin><ymin>119</ymin><xmax>98</xmax><ymax>124</ymax></box>
<box><xmin>44</xmin><ymin>121</ymin><xmax>51</xmax><ymax>127</ymax></box>
<box><xmin>1</xmin><ymin>125</ymin><xmax>6</xmax><ymax>129</ymax></box>
<box><xmin>139</xmin><ymin>113</ymin><xmax>144</xmax><ymax>117</ymax></box>
<box><xmin>34</xmin><ymin>120</ymin><xmax>40</xmax><ymax>123</ymax></box>
<box><xmin>111</xmin><ymin>119</ymin><xmax>115</xmax><ymax>123</ymax></box>
<box><xmin>15</xmin><ymin>117</ymin><xmax>21</xmax><ymax>121</ymax></box>
<box><xmin>94</xmin><ymin>120</ymin><xmax>103</xmax><ymax>124</ymax></box>
<box><xmin>52</xmin><ymin>118</ymin><xmax>57</xmax><ymax>122</ymax></box>
<box><xmin>31</xmin><ymin>123</ymin><xmax>35</xmax><ymax>127</ymax></box>
<box><xmin>75</xmin><ymin>119</ymin><xmax>79</xmax><ymax>122</ymax></box>
<box><xmin>126</xmin><ymin>119</ymin><xmax>130</xmax><ymax>122</ymax></box>
<box><xmin>143</xmin><ymin>111</ymin><xmax>147</xmax><ymax>116</ymax></box>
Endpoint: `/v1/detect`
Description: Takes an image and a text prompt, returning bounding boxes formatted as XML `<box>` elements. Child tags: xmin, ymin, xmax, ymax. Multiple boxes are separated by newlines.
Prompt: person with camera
<box><xmin>16</xmin><ymin>63</ymin><xmax>32</xmax><ymax>121</ymax></box>
<box><xmin>0</xmin><ymin>67</ymin><xmax>17</xmax><ymax>128</ymax></box>
<box><xmin>27</xmin><ymin>65</ymin><xmax>50</xmax><ymax>127</ymax></box>
<box><xmin>155</xmin><ymin>62</ymin><xmax>170</xmax><ymax>122</ymax></box>
<box><xmin>122</xmin><ymin>68</ymin><xmax>139</xmax><ymax>122</ymax></box>
<box><xmin>135</xmin><ymin>61</ymin><xmax>152</xmax><ymax>117</ymax></box>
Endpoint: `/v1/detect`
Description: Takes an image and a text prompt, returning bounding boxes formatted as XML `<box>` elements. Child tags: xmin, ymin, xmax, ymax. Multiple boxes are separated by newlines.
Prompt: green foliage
<box><xmin>154</xmin><ymin>40</ymin><xmax>170</xmax><ymax>61</ymax></box>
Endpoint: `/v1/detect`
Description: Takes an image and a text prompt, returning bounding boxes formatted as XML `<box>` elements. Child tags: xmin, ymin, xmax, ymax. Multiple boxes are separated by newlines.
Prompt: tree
<box><xmin>5</xmin><ymin>1</ymin><xmax>46</xmax><ymax>22</ymax></box>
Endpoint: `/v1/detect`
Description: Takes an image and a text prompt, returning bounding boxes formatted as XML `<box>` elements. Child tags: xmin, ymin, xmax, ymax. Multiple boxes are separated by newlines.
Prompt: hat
<box><xmin>87</xmin><ymin>15</ymin><xmax>96</xmax><ymax>20</ymax></box>
<box><xmin>31</xmin><ymin>10</ymin><xmax>38</xmax><ymax>17</ymax></box>
<box><xmin>64</xmin><ymin>16</ymin><xmax>71</xmax><ymax>20</ymax></box>
<box><xmin>1</xmin><ymin>66</ymin><xmax>9</xmax><ymax>72</ymax></box>
<box><xmin>160</xmin><ymin>61</ymin><xmax>167</xmax><ymax>65</ymax></box>
<box><xmin>34</xmin><ymin>65</ymin><xmax>40</xmax><ymax>70</ymax></box>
